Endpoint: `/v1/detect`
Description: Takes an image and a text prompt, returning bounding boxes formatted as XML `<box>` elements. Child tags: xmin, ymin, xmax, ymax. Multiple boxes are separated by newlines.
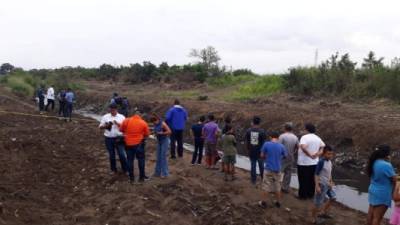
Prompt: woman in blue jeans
<box><xmin>150</xmin><ymin>114</ymin><xmax>172</xmax><ymax>178</ymax></box>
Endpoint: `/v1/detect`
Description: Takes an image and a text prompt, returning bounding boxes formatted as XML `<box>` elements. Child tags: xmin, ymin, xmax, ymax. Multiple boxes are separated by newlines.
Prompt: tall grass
<box><xmin>0</xmin><ymin>71</ymin><xmax>85</xmax><ymax>97</ymax></box>
<box><xmin>207</xmin><ymin>74</ymin><xmax>257</xmax><ymax>87</ymax></box>
<box><xmin>0</xmin><ymin>72</ymin><xmax>39</xmax><ymax>96</ymax></box>
<box><xmin>230</xmin><ymin>75</ymin><xmax>284</xmax><ymax>100</ymax></box>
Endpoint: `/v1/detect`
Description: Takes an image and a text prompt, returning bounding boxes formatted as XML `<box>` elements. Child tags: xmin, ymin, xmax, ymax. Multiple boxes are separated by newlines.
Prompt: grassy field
<box><xmin>207</xmin><ymin>74</ymin><xmax>284</xmax><ymax>100</ymax></box>
<box><xmin>0</xmin><ymin>71</ymin><xmax>85</xmax><ymax>97</ymax></box>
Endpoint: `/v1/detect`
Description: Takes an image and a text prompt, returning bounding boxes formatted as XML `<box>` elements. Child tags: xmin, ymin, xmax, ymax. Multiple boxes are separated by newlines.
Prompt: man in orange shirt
<box><xmin>118</xmin><ymin>110</ymin><xmax>150</xmax><ymax>183</ymax></box>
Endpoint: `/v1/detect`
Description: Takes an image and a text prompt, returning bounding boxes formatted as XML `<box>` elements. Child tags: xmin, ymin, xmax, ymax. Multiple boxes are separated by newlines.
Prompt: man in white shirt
<box><xmin>45</xmin><ymin>86</ymin><xmax>55</xmax><ymax>111</ymax></box>
<box><xmin>99</xmin><ymin>104</ymin><xmax>128</xmax><ymax>174</ymax></box>
<box><xmin>297</xmin><ymin>123</ymin><xmax>325</xmax><ymax>199</ymax></box>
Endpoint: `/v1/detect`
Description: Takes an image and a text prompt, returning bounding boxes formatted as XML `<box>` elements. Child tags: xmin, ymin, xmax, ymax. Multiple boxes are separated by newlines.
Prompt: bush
<box><xmin>6</xmin><ymin>75</ymin><xmax>35</xmax><ymax>96</ymax></box>
<box><xmin>231</xmin><ymin>75</ymin><xmax>284</xmax><ymax>100</ymax></box>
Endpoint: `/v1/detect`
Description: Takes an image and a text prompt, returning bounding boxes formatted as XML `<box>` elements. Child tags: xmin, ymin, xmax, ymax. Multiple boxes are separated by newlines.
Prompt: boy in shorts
<box><xmin>221</xmin><ymin>125</ymin><xmax>237</xmax><ymax>181</ymax></box>
<box><xmin>311</xmin><ymin>145</ymin><xmax>336</xmax><ymax>224</ymax></box>
<box><xmin>259</xmin><ymin>131</ymin><xmax>287</xmax><ymax>208</ymax></box>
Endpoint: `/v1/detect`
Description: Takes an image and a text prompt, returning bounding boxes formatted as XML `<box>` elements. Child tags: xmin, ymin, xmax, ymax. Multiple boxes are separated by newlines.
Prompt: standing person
<box><xmin>118</xmin><ymin>110</ymin><xmax>150</xmax><ymax>183</ymax></box>
<box><xmin>245</xmin><ymin>116</ymin><xmax>267</xmax><ymax>185</ymax></box>
<box><xmin>279</xmin><ymin>122</ymin><xmax>299</xmax><ymax>193</ymax></box>
<box><xmin>120</xmin><ymin>97</ymin><xmax>130</xmax><ymax>117</ymax></box>
<box><xmin>150</xmin><ymin>113</ymin><xmax>172</xmax><ymax>178</ymax></box>
<box><xmin>45</xmin><ymin>86</ymin><xmax>55</xmax><ymax>111</ymax></box>
<box><xmin>390</xmin><ymin>176</ymin><xmax>400</xmax><ymax>225</ymax></box>
<box><xmin>220</xmin><ymin>116</ymin><xmax>232</xmax><ymax>172</ymax></box>
<box><xmin>367</xmin><ymin>145</ymin><xmax>396</xmax><ymax>225</ymax></box>
<box><xmin>165</xmin><ymin>99</ymin><xmax>188</xmax><ymax>159</ymax></box>
<box><xmin>221</xmin><ymin>125</ymin><xmax>237</xmax><ymax>181</ymax></box>
<box><xmin>259</xmin><ymin>131</ymin><xmax>287</xmax><ymax>208</ymax></box>
<box><xmin>297</xmin><ymin>123</ymin><xmax>325</xmax><ymax>199</ymax></box>
<box><xmin>36</xmin><ymin>86</ymin><xmax>46</xmax><ymax>114</ymax></box>
<box><xmin>311</xmin><ymin>145</ymin><xmax>336</xmax><ymax>224</ymax></box>
<box><xmin>64</xmin><ymin>88</ymin><xmax>75</xmax><ymax>122</ymax></box>
<box><xmin>57</xmin><ymin>89</ymin><xmax>66</xmax><ymax>117</ymax></box>
<box><xmin>99</xmin><ymin>104</ymin><xmax>128</xmax><ymax>175</ymax></box>
<box><xmin>202</xmin><ymin>114</ymin><xmax>219</xmax><ymax>169</ymax></box>
<box><xmin>110</xmin><ymin>93</ymin><xmax>119</xmax><ymax>104</ymax></box>
<box><xmin>191</xmin><ymin>116</ymin><xmax>205</xmax><ymax>165</ymax></box>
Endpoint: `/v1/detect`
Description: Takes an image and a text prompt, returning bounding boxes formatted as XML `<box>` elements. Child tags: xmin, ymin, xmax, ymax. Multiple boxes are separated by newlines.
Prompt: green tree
<box><xmin>362</xmin><ymin>51</ymin><xmax>384</xmax><ymax>69</ymax></box>
<box><xmin>189</xmin><ymin>46</ymin><xmax>221</xmax><ymax>76</ymax></box>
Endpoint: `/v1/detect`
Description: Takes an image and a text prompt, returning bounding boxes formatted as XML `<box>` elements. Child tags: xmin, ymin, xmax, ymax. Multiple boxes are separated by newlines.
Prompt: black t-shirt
<box><xmin>191</xmin><ymin>123</ymin><xmax>204</xmax><ymax>140</ymax></box>
<box><xmin>245</xmin><ymin>127</ymin><xmax>267</xmax><ymax>159</ymax></box>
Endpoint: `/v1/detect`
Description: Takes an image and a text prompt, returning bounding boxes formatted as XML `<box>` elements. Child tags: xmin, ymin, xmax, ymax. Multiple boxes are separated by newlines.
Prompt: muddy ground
<box><xmin>0</xmin><ymin>86</ymin><xmax>368</xmax><ymax>224</ymax></box>
<box><xmin>78</xmin><ymin>80</ymin><xmax>400</xmax><ymax>171</ymax></box>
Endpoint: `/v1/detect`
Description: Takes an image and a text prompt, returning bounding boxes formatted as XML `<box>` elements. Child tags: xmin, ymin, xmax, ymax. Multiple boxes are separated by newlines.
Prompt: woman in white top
<box><xmin>297</xmin><ymin>123</ymin><xmax>325</xmax><ymax>199</ymax></box>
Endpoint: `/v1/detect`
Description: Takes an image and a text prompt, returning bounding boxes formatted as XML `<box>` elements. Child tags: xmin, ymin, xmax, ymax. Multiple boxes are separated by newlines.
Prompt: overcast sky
<box><xmin>1</xmin><ymin>0</ymin><xmax>400</xmax><ymax>73</ymax></box>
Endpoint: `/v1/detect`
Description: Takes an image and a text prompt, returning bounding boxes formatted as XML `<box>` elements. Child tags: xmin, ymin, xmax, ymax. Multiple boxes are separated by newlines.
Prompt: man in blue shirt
<box><xmin>64</xmin><ymin>88</ymin><xmax>75</xmax><ymax>122</ymax></box>
<box><xmin>165</xmin><ymin>99</ymin><xmax>188</xmax><ymax>159</ymax></box>
<box><xmin>259</xmin><ymin>131</ymin><xmax>287</xmax><ymax>208</ymax></box>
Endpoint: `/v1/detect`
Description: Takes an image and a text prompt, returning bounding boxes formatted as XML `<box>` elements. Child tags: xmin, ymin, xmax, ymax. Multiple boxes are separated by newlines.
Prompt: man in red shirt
<box><xmin>118</xmin><ymin>110</ymin><xmax>150</xmax><ymax>183</ymax></box>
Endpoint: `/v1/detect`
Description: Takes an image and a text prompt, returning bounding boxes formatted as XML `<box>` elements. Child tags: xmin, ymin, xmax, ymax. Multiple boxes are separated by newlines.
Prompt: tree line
<box><xmin>2</xmin><ymin>48</ymin><xmax>400</xmax><ymax>102</ymax></box>
<box><xmin>285</xmin><ymin>51</ymin><xmax>400</xmax><ymax>101</ymax></box>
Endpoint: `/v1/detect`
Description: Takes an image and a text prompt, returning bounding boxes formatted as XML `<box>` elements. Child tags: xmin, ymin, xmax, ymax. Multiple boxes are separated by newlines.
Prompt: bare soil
<box><xmin>0</xmin><ymin>86</ymin><xmax>369</xmax><ymax>224</ymax></box>
<box><xmin>79</xmin><ymin>80</ymin><xmax>400</xmax><ymax>169</ymax></box>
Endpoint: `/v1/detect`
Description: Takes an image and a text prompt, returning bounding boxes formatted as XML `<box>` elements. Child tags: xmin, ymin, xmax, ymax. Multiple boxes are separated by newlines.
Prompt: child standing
<box><xmin>311</xmin><ymin>145</ymin><xmax>336</xmax><ymax>224</ymax></box>
<box><xmin>390</xmin><ymin>176</ymin><xmax>400</xmax><ymax>225</ymax></box>
<box><xmin>191</xmin><ymin>116</ymin><xmax>206</xmax><ymax>165</ymax></box>
<box><xmin>221</xmin><ymin>125</ymin><xmax>237</xmax><ymax>181</ymax></box>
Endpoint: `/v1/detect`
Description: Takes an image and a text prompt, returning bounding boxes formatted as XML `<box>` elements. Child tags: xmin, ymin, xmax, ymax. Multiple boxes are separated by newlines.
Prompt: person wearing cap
<box><xmin>99</xmin><ymin>104</ymin><xmax>128</xmax><ymax>175</ymax></box>
<box><xmin>279</xmin><ymin>122</ymin><xmax>299</xmax><ymax>193</ymax></box>
<box><xmin>118</xmin><ymin>109</ymin><xmax>150</xmax><ymax>183</ymax></box>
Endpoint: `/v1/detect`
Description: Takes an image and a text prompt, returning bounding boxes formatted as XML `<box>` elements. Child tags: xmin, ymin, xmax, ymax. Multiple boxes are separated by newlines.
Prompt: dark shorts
<box><xmin>205</xmin><ymin>142</ymin><xmax>217</xmax><ymax>156</ymax></box>
<box><xmin>223</xmin><ymin>155</ymin><xmax>236</xmax><ymax>164</ymax></box>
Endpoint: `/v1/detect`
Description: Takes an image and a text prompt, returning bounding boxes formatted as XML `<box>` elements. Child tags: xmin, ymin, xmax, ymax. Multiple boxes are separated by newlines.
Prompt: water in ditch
<box><xmin>80</xmin><ymin>111</ymin><xmax>391</xmax><ymax>218</ymax></box>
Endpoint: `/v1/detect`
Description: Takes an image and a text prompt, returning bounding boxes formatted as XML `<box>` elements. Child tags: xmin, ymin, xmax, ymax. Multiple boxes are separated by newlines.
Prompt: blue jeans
<box><xmin>105</xmin><ymin>137</ymin><xmax>128</xmax><ymax>172</ymax></box>
<box><xmin>191</xmin><ymin>138</ymin><xmax>204</xmax><ymax>164</ymax></box>
<box><xmin>64</xmin><ymin>102</ymin><xmax>73</xmax><ymax>120</ymax></box>
<box><xmin>125</xmin><ymin>143</ymin><xmax>146</xmax><ymax>180</ymax></box>
<box><xmin>314</xmin><ymin>183</ymin><xmax>336</xmax><ymax>207</ymax></box>
<box><xmin>250</xmin><ymin>157</ymin><xmax>264</xmax><ymax>184</ymax></box>
<box><xmin>154</xmin><ymin>137</ymin><xmax>170</xmax><ymax>177</ymax></box>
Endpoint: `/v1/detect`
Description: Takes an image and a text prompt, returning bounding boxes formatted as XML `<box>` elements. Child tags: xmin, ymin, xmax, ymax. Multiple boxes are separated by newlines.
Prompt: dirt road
<box><xmin>0</xmin><ymin>86</ymin><xmax>370</xmax><ymax>224</ymax></box>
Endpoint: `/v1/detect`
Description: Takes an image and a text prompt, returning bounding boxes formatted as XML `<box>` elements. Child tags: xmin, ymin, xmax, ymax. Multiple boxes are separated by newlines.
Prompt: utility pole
<box><xmin>314</xmin><ymin>49</ymin><xmax>319</xmax><ymax>67</ymax></box>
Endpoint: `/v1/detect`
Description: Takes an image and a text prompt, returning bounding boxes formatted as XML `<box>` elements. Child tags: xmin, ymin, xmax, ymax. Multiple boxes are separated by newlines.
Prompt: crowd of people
<box><xmin>35</xmin><ymin>85</ymin><xmax>75</xmax><ymax>121</ymax></box>
<box><xmin>97</xmin><ymin>97</ymin><xmax>398</xmax><ymax>225</ymax></box>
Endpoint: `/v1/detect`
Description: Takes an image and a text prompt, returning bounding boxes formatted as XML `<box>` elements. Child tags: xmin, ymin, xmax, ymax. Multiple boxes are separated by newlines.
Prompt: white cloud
<box><xmin>1</xmin><ymin>0</ymin><xmax>400</xmax><ymax>73</ymax></box>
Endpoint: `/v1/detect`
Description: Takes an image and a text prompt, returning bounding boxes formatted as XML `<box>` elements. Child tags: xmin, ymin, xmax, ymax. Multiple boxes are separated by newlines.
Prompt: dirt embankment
<box><xmin>78</xmin><ymin>80</ymin><xmax>400</xmax><ymax>170</ymax></box>
<box><xmin>0</xmin><ymin>86</ymin><xmax>368</xmax><ymax>225</ymax></box>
